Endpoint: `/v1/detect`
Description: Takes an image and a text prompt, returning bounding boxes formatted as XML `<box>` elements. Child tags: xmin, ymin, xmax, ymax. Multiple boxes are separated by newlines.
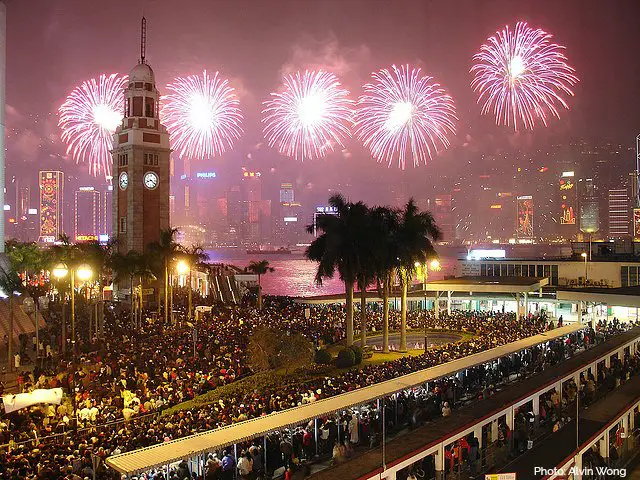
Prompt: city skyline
<box><xmin>4</xmin><ymin>1</ymin><xmax>640</xmax><ymax>190</ymax></box>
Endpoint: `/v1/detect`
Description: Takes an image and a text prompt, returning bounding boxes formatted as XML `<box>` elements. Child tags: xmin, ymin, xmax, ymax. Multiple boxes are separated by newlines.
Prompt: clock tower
<box><xmin>112</xmin><ymin>18</ymin><xmax>170</xmax><ymax>253</ymax></box>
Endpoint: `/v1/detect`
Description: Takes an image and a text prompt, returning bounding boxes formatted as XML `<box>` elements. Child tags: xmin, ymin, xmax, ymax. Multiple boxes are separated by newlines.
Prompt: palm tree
<box><xmin>146</xmin><ymin>228</ymin><xmax>181</xmax><ymax>324</ymax></box>
<box><xmin>395</xmin><ymin>199</ymin><xmax>441</xmax><ymax>352</ymax></box>
<box><xmin>371</xmin><ymin>206</ymin><xmax>400</xmax><ymax>353</ymax></box>
<box><xmin>180</xmin><ymin>245</ymin><xmax>210</xmax><ymax>322</ymax></box>
<box><xmin>6</xmin><ymin>241</ymin><xmax>46</xmax><ymax>354</ymax></box>
<box><xmin>246</xmin><ymin>260</ymin><xmax>275</xmax><ymax>310</ymax></box>
<box><xmin>133</xmin><ymin>252</ymin><xmax>157</xmax><ymax>328</ymax></box>
<box><xmin>0</xmin><ymin>261</ymin><xmax>24</xmax><ymax>371</ymax></box>
<box><xmin>75</xmin><ymin>239</ymin><xmax>118</xmax><ymax>338</ymax></box>
<box><xmin>47</xmin><ymin>235</ymin><xmax>83</xmax><ymax>352</ymax></box>
<box><xmin>306</xmin><ymin>194</ymin><xmax>369</xmax><ymax>346</ymax></box>
<box><xmin>355</xmin><ymin>208</ymin><xmax>380</xmax><ymax>348</ymax></box>
<box><xmin>111</xmin><ymin>250</ymin><xmax>150</xmax><ymax>328</ymax></box>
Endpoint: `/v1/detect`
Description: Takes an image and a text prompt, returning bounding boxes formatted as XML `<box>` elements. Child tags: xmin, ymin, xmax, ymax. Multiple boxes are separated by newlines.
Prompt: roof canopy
<box><xmin>423</xmin><ymin>276</ymin><xmax>549</xmax><ymax>294</ymax></box>
<box><xmin>106</xmin><ymin>323</ymin><xmax>579</xmax><ymax>475</ymax></box>
<box><xmin>557</xmin><ymin>286</ymin><xmax>640</xmax><ymax>309</ymax></box>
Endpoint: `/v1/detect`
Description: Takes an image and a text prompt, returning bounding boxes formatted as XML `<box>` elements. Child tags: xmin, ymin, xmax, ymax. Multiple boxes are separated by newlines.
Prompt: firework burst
<box><xmin>161</xmin><ymin>70</ymin><xmax>243</xmax><ymax>159</ymax></box>
<box><xmin>58</xmin><ymin>73</ymin><xmax>126</xmax><ymax>178</ymax></box>
<box><xmin>471</xmin><ymin>21</ymin><xmax>579</xmax><ymax>130</ymax></box>
<box><xmin>355</xmin><ymin>65</ymin><xmax>457</xmax><ymax>169</ymax></box>
<box><xmin>262</xmin><ymin>70</ymin><xmax>354</xmax><ymax>161</ymax></box>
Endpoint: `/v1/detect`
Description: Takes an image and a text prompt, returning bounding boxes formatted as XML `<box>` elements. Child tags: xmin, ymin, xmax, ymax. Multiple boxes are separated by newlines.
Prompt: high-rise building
<box><xmin>112</xmin><ymin>23</ymin><xmax>170</xmax><ymax>253</ymax></box>
<box><xmin>241</xmin><ymin>168</ymin><xmax>269</xmax><ymax>245</ymax></box>
<box><xmin>74</xmin><ymin>187</ymin><xmax>100</xmax><ymax>242</ymax></box>
<box><xmin>38</xmin><ymin>170</ymin><xmax>64</xmax><ymax>243</ymax></box>
<box><xmin>0</xmin><ymin>2</ymin><xmax>6</xmax><ymax>252</ymax></box>
<box><xmin>17</xmin><ymin>186</ymin><xmax>30</xmax><ymax>218</ymax></box>
<box><xmin>433</xmin><ymin>194</ymin><xmax>454</xmax><ymax>243</ymax></box>
<box><xmin>608</xmin><ymin>188</ymin><xmax>630</xmax><ymax>238</ymax></box>
<box><xmin>100</xmin><ymin>186</ymin><xmax>112</xmax><ymax>239</ymax></box>
<box><xmin>579</xmin><ymin>178</ymin><xmax>599</xmax><ymax>235</ymax></box>
<box><xmin>279</xmin><ymin>182</ymin><xmax>294</xmax><ymax>204</ymax></box>
<box><xmin>559</xmin><ymin>171</ymin><xmax>578</xmax><ymax>239</ymax></box>
<box><xmin>516</xmin><ymin>196</ymin><xmax>534</xmax><ymax>240</ymax></box>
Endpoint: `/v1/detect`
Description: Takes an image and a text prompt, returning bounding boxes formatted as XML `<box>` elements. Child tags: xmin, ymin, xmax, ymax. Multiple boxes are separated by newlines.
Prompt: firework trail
<box><xmin>471</xmin><ymin>21</ymin><xmax>579</xmax><ymax>130</ymax></box>
<box><xmin>59</xmin><ymin>73</ymin><xmax>126</xmax><ymax>178</ymax></box>
<box><xmin>262</xmin><ymin>70</ymin><xmax>354</xmax><ymax>161</ymax></box>
<box><xmin>161</xmin><ymin>70</ymin><xmax>243</xmax><ymax>159</ymax></box>
<box><xmin>355</xmin><ymin>65</ymin><xmax>457</xmax><ymax>169</ymax></box>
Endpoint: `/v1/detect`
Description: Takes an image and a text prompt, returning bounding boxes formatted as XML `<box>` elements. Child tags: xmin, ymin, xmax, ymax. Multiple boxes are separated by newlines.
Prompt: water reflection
<box><xmin>205</xmin><ymin>251</ymin><xmax>456</xmax><ymax>297</ymax></box>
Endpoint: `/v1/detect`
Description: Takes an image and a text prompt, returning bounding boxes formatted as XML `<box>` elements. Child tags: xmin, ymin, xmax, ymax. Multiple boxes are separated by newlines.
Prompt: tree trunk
<box><xmin>382</xmin><ymin>276</ymin><xmax>390</xmax><ymax>353</ymax></box>
<box><xmin>399</xmin><ymin>276</ymin><xmax>408</xmax><ymax>352</ymax></box>
<box><xmin>257</xmin><ymin>275</ymin><xmax>262</xmax><ymax>310</ymax></box>
<box><xmin>61</xmin><ymin>300</ymin><xmax>66</xmax><ymax>355</ymax></box>
<box><xmin>130</xmin><ymin>275</ymin><xmax>136</xmax><ymax>329</ymax></box>
<box><xmin>360</xmin><ymin>281</ymin><xmax>367</xmax><ymax>348</ymax></box>
<box><xmin>7</xmin><ymin>298</ymin><xmax>13</xmax><ymax>372</ymax></box>
<box><xmin>187</xmin><ymin>271</ymin><xmax>193</xmax><ymax>322</ymax></box>
<box><xmin>345</xmin><ymin>280</ymin><xmax>354</xmax><ymax>346</ymax></box>
<box><xmin>34</xmin><ymin>295</ymin><xmax>40</xmax><ymax>361</ymax></box>
<box><xmin>139</xmin><ymin>276</ymin><xmax>144</xmax><ymax>328</ymax></box>
<box><xmin>164</xmin><ymin>261</ymin><xmax>169</xmax><ymax>324</ymax></box>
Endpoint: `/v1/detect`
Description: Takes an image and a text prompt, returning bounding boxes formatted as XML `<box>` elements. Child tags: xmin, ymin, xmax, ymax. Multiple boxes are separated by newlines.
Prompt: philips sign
<box><xmin>196</xmin><ymin>172</ymin><xmax>217</xmax><ymax>179</ymax></box>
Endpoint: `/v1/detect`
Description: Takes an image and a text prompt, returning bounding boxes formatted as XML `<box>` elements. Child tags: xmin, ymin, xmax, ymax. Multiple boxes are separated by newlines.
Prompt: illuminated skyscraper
<box><xmin>74</xmin><ymin>187</ymin><xmax>100</xmax><ymax>241</ymax></box>
<box><xmin>579</xmin><ymin>178</ymin><xmax>599</xmax><ymax>235</ymax></box>
<box><xmin>608</xmin><ymin>188</ymin><xmax>630</xmax><ymax>238</ymax></box>
<box><xmin>279</xmin><ymin>182</ymin><xmax>294</xmax><ymax>204</ymax></box>
<box><xmin>38</xmin><ymin>171</ymin><xmax>64</xmax><ymax>243</ymax></box>
<box><xmin>17</xmin><ymin>186</ymin><xmax>30</xmax><ymax>218</ymax></box>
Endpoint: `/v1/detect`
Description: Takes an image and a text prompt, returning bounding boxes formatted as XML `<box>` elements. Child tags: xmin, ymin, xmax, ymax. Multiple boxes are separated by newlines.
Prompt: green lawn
<box><xmin>163</xmin><ymin>328</ymin><xmax>474</xmax><ymax>415</ymax></box>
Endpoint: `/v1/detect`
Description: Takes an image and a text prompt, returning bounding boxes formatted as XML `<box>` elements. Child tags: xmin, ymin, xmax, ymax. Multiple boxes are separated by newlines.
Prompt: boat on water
<box><xmin>246</xmin><ymin>247</ymin><xmax>292</xmax><ymax>255</ymax></box>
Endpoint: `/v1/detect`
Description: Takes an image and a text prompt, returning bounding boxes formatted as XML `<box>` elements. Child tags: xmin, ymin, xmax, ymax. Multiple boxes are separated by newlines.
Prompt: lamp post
<box><xmin>176</xmin><ymin>260</ymin><xmax>190</xmax><ymax>324</ymax></box>
<box><xmin>416</xmin><ymin>259</ymin><xmax>440</xmax><ymax>353</ymax></box>
<box><xmin>52</xmin><ymin>264</ymin><xmax>69</xmax><ymax>355</ymax></box>
<box><xmin>52</xmin><ymin>263</ymin><xmax>92</xmax><ymax>432</ymax></box>
<box><xmin>581</xmin><ymin>252</ymin><xmax>588</xmax><ymax>284</ymax></box>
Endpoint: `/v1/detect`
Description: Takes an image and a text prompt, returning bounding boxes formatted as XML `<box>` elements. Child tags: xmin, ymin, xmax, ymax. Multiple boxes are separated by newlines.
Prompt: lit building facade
<box><xmin>433</xmin><ymin>194</ymin><xmax>454</xmax><ymax>243</ymax></box>
<box><xmin>74</xmin><ymin>187</ymin><xmax>100</xmax><ymax>241</ymax></box>
<box><xmin>608</xmin><ymin>188</ymin><xmax>630</xmax><ymax>238</ymax></box>
<box><xmin>38</xmin><ymin>170</ymin><xmax>64</xmax><ymax>243</ymax></box>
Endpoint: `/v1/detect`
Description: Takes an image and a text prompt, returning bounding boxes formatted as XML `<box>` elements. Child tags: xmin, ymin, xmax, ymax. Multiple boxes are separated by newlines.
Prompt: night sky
<box><xmin>5</xmin><ymin>0</ymin><xmax>640</xmax><ymax>204</ymax></box>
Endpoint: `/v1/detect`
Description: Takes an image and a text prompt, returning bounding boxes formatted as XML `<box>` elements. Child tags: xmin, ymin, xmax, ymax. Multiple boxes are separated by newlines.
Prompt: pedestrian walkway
<box><xmin>307</xmin><ymin>328</ymin><xmax>640</xmax><ymax>480</ymax></box>
<box><xmin>498</xmin><ymin>377</ymin><xmax>640</xmax><ymax>479</ymax></box>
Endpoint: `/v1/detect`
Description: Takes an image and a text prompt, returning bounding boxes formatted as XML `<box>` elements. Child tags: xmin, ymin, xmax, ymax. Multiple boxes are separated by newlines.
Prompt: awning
<box><xmin>423</xmin><ymin>276</ymin><xmax>549</xmax><ymax>294</ymax></box>
<box><xmin>556</xmin><ymin>286</ymin><xmax>640</xmax><ymax>309</ymax></box>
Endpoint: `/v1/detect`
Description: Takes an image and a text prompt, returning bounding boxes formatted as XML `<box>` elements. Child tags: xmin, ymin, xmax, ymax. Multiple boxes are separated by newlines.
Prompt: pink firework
<box><xmin>355</xmin><ymin>65</ymin><xmax>457</xmax><ymax>169</ymax></box>
<box><xmin>471</xmin><ymin>22</ymin><xmax>579</xmax><ymax>130</ymax></box>
<box><xmin>58</xmin><ymin>73</ymin><xmax>126</xmax><ymax>178</ymax></box>
<box><xmin>262</xmin><ymin>70</ymin><xmax>354</xmax><ymax>161</ymax></box>
<box><xmin>161</xmin><ymin>70</ymin><xmax>243</xmax><ymax>159</ymax></box>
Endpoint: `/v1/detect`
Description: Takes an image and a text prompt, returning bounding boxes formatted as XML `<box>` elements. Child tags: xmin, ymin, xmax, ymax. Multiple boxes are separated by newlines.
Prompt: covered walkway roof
<box><xmin>556</xmin><ymin>286</ymin><xmax>640</xmax><ymax>308</ymax></box>
<box><xmin>106</xmin><ymin>323</ymin><xmax>580</xmax><ymax>476</ymax></box>
<box><xmin>423</xmin><ymin>276</ymin><xmax>548</xmax><ymax>294</ymax></box>
<box><xmin>296</xmin><ymin>276</ymin><xmax>549</xmax><ymax>305</ymax></box>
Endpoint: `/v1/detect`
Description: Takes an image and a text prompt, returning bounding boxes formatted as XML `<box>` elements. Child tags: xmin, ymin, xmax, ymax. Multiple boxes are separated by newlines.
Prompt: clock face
<box><xmin>143</xmin><ymin>171</ymin><xmax>159</xmax><ymax>190</ymax></box>
<box><xmin>119</xmin><ymin>171</ymin><xmax>128</xmax><ymax>190</ymax></box>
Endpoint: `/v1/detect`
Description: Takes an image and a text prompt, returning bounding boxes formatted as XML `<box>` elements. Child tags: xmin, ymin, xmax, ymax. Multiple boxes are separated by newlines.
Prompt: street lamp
<box><xmin>419</xmin><ymin>258</ymin><xmax>441</xmax><ymax>353</ymax></box>
<box><xmin>581</xmin><ymin>252</ymin><xmax>588</xmax><ymax>284</ymax></box>
<box><xmin>51</xmin><ymin>263</ymin><xmax>92</xmax><ymax>432</ymax></box>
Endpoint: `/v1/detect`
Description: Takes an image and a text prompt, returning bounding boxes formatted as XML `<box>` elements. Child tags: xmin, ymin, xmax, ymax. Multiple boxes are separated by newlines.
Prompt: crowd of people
<box><xmin>0</xmin><ymin>293</ymin><xmax>634</xmax><ymax>479</ymax></box>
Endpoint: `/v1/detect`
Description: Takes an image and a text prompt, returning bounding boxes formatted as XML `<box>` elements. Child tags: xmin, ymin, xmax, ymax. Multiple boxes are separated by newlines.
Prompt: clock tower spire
<box><xmin>112</xmin><ymin>18</ymin><xmax>170</xmax><ymax>254</ymax></box>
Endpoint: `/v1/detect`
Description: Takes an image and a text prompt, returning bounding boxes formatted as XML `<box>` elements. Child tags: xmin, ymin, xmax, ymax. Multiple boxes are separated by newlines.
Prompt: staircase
<box><xmin>0</xmin><ymin>299</ymin><xmax>46</xmax><ymax>343</ymax></box>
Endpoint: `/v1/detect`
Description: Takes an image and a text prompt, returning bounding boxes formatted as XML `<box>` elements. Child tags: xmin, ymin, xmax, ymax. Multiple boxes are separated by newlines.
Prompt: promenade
<box><xmin>308</xmin><ymin>327</ymin><xmax>640</xmax><ymax>480</ymax></box>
